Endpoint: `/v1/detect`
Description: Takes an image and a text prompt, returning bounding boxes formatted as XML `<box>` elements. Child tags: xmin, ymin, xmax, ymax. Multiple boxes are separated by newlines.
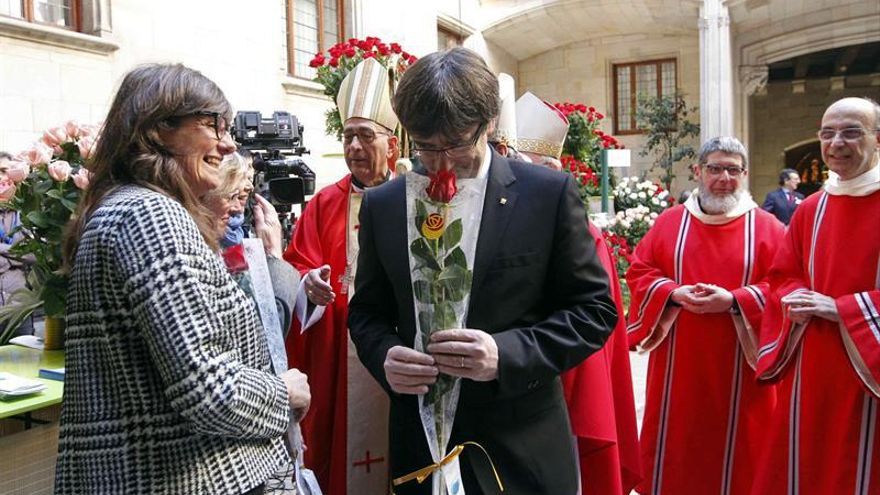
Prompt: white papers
<box><xmin>0</xmin><ymin>372</ymin><xmax>46</xmax><ymax>399</ymax></box>
<box><xmin>8</xmin><ymin>335</ymin><xmax>44</xmax><ymax>350</ymax></box>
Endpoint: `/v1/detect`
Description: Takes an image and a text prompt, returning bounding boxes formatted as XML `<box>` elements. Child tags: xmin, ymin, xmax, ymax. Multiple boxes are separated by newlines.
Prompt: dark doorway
<box><xmin>784</xmin><ymin>140</ymin><xmax>826</xmax><ymax>197</ymax></box>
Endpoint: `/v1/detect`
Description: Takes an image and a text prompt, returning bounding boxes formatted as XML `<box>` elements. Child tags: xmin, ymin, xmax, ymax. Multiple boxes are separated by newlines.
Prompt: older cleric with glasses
<box><xmin>283</xmin><ymin>57</ymin><xmax>402</xmax><ymax>495</ymax></box>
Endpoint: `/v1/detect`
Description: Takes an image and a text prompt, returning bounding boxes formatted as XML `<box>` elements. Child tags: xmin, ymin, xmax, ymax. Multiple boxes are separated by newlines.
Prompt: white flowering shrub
<box><xmin>613</xmin><ymin>176</ymin><xmax>671</xmax><ymax>214</ymax></box>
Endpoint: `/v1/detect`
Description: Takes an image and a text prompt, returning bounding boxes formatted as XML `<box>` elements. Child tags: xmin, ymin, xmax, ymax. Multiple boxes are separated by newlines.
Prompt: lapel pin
<box><xmin>499</xmin><ymin>198</ymin><xmax>507</xmax><ymax>205</ymax></box>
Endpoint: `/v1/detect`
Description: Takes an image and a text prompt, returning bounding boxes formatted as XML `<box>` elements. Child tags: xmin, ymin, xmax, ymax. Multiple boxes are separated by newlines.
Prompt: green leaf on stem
<box><xmin>413</xmin><ymin>280</ymin><xmax>431</xmax><ymax>304</ymax></box>
<box><xmin>419</xmin><ymin>310</ymin><xmax>433</xmax><ymax>338</ymax></box>
<box><xmin>433</xmin><ymin>301</ymin><xmax>456</xmax><ymax>330</ymax></box>
<box><xmin>410</xmin><ymin>238</ymin><xmax>440</xmax><ymax>270</ymax></box>
<box><xmin>415</xmin><ymin>200</ymin><xmax>427</xmax><ymax>232</ymax></box>
<box><xmin>26</xmin><ymin>211</ymin><xmax>51</xmax><ymax>229</ymax></box>
<box><xmin>444</xmin><ymin>247</ymin><xmax>467</xmax><ymax>269</ymax></box>
<box><xmin>442</xmin><ymin>219</ymin><xmax>462</xmax><ymax>250</ymax></box>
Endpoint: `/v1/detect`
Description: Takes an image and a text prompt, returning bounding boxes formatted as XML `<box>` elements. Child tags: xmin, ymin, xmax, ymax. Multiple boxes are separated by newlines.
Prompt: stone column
<box><xmin>699</xmin><ymin>0</ymin><xmax>734</xmax><ymax>143</ymax></box>
<box><xmin>736</xmin><ymin>64</ymin><xmax>768</xmax><ymax>150</ymax></box>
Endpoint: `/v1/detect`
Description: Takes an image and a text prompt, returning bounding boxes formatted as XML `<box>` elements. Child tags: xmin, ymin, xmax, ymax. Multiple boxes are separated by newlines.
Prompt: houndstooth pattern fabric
<box><xmin>55</xmin><ymin>186</ymin><xmax>291</xmax><ymax>494</ymax></box>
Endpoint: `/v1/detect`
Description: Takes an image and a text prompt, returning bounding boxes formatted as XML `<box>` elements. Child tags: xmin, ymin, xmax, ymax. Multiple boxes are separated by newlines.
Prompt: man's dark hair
<box><xmin>0</xmin><ymin>151</ymin><xmax>12</xmax><ymax>161</ymax></box>
<box><xmin>779</xmin><ymin>168</ymin><xmax>798</xmax><ymax>185</ymax></box>
<box><xmin>393</xmin><ymin>47</ymin><xmax>498</xmax><ymax>141</ymax></box>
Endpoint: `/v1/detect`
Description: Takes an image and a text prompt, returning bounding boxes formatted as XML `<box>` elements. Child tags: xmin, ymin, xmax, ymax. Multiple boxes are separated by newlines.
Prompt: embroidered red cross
<box><xmin>352</xmin><ymin>450</ymin><xmax>385</xmax><ymax>473</ymax></box>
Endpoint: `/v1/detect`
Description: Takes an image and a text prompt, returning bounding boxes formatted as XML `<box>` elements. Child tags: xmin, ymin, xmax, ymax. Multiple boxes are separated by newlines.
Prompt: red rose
<box><xmin>329</xmin><ymin>57</ymin><xmax>339</xmax><ymax>67</ymax></box>
<box><xmin>596</xmin><ymin>112</ymin><xmax>605</xmax><ymax>119</ymax></box>
<box><xmin>348</xmin><ymin>38</ymin><xmax>359</xmax><ymax>45</ymax></box>
<box><xmin>309</xmin><ymin>53</ymin><xmax>325</xmax><ymax>68</ymax></box>
<box><xmin>221</xmin><ymin>244</ymin><xmax>249</xmax><ymax>274</ymax></box>
<box><xmin>390</xmin><ymin>43</ymin><xmax>402</xmax><ymax>54</ymax></box>
<box><xmin>344</xmin><ymin>47</ymin><xmax>356</xmax><ymax>58</ymax></box>
<box><xmin>426</xmin><ymin>169</ymin><xmax>457</xmax><ymax>203</ymax></box>
<box><xmin>377</xmin><ymin>43</ymin><xmax>389</xmax><ymax>56</ymax></box>
<box><xmin>407</xmin><ymin>55</ymin><xmax>418</xmax><ymax>64</ymax></box>
<box><xmin>363</xmin><ymin>51</ymin><xmax>375</xmax><ymax>59</ymax></box>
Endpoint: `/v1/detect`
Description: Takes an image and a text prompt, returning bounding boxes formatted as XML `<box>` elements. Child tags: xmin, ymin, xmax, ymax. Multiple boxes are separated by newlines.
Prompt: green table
<box><xmin>0</xmin><ymin>345</ymin><xmax>64</xmax><ymax>419</ymax></box>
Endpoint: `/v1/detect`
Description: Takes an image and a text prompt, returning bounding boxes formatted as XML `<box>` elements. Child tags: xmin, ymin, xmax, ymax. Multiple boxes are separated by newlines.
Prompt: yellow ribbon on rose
<box><xmin>392</xmin><ymin>441</ymin><xmax>504</xmax><ymax>491</ymax></box>
<box><xmin>421</xmin><ymin>212</ymin><xmax>445</xmax><ymax>240</ymax></box>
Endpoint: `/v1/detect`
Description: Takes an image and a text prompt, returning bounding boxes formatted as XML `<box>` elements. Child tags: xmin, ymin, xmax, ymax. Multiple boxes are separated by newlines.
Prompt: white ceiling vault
<box><xmin>477</xmin><ymin>0</ymin><xmax>880</xmax><ymax>61</ymax></box>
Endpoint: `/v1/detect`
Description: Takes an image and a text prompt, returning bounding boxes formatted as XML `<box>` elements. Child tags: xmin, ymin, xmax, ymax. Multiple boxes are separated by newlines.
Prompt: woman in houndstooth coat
<box><xmin>55</xmin><ymin>63</ymin><xmax>310</xmax><ymax>495</ymax></box>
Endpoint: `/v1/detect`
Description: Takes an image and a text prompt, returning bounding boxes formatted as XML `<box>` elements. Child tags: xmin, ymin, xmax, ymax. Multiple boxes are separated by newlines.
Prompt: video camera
<box><xmin>233</xmin><ymin>110</ymin><xmax>315</xmax><ymax>208</ymax></box>
<box><xmin>232</xmin><ymin>110</ymin><xmax>316</xmax><ymax>243</ymax></box>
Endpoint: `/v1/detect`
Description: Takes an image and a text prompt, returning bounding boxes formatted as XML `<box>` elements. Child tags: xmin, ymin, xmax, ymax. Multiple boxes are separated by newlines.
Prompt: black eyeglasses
<box><xmin>175</xmin><ymin>111</ymin><xmax>229</xmax><ymax>140</ymax></box>
<box><xmin>703</xmin><ymin>164</ymin><xmax>746</xmax><ymax>177</ymax></box>
<box><xmin>411</xmin><ymin>123</ymin><xmax>486</xmax><ymax>161</ymax></box>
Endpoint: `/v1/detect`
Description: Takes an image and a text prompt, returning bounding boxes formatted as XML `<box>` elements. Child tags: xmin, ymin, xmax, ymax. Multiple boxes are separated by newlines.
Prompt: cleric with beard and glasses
<box><xmin>625</xmin><ymin>136</ymin><xmax>785</xmax><ymax>495</ymax></box>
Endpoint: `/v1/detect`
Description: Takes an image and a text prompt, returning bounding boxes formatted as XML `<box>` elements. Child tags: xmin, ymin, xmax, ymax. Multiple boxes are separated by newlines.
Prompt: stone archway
<box><xmin>733</xmin><ymin>4</ymin><xmax>880</xmax><ymax>146</ymax></box>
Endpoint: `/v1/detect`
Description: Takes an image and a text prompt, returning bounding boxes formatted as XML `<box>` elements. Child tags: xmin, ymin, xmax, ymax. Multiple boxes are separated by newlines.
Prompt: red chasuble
<box><xmin>284</xmin><ymin>174</ymin><xmax>389</xmax><ymax>495</ymax></box>
<box><xmin>627</xmin><ymin>203</ymin><xmax>784</xmax><ymax>495</ymax></box>
<box><xmin>754</xmin><ymin>187</ymin><xmax>880</xmax><ymax>495</ymax></box>
<box><xmin>562</xmin><ymin>223</ymin><xmax>642</xmax><ymax>495</ymax></box>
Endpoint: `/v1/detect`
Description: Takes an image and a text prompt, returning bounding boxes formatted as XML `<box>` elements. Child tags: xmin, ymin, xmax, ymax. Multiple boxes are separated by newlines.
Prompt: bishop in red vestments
<box><xmin>627</xmin><ymin>137</ymin><xmax>784</xmax><ymax>495</ymax></box>
<box><xmin>509</xmin><ymin>89</ymin><xmax>642</xmax><ymax>495</ymax></box>
<box><xmin>284</xmin><ymin>58</ymin><xmax>400</xmax><ymax>495</ymax></box>
<box><xmin>561</xmin><ymin>223</ymin><xmax>642</xmax><ymax>495</ymax></box>
<box><xmin>754</xmin><ymin>97</ymin><xmax>880</xmax><ymax>495</ymax></box>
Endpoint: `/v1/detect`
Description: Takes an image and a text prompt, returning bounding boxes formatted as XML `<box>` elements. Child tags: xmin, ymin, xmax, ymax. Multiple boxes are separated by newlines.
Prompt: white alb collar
<box><xmin>824</xmin><ymin>163</ymin><xmax>880</xmax><ymax>197</ymax></box>
<box><xmin>684</xmin><ymin>189</ymin><xmax>758</xmax><ymax>225</ymax></box>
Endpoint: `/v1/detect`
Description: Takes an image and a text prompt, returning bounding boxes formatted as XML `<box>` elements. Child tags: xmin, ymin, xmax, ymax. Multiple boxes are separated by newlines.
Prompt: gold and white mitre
<box><xmin>336</xmin><ymin>57</ymin><xmax>399</xmax><ymax>132</ymax></box>
<box><xmin>515</xmin><ymin>91</ymin><xmax>569</xmax><ymax>159</ymax></box>
<box><xmin>490</xmin><ymin>72</ymin><xmax>517</xmax><ymax>148</ymax></box>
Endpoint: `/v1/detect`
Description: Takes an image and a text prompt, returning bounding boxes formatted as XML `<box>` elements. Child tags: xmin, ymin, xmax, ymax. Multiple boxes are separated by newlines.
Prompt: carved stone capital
<box><xmin>739</xmin><ymin>65</ymin><xmax>769</xmax><ymax>96</ymax></box>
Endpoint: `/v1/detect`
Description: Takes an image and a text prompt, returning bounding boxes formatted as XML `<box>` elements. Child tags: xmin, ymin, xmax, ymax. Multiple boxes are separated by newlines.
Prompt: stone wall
<box><xmin>517</xmin><ymin>32</ymin><xmax>701</xmax><ymax>195</ymax></box>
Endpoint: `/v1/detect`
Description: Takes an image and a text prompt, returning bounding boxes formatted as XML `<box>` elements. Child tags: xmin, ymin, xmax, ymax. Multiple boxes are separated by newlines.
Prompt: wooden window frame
<box><xmin>2</xmin><ymin>0</ymin><xmax>82</xmax><ymax>31</ymax></box>
<box><xmin>612</xmin><ymin>58</ymin><xmax>677</xmax><ymax>135</ymax></box>
<box><xmin>437</xmin><ymin>24</ymin><xmax>463</xmax><ymax>51</ymax></box>
<box><xmin>286</xmin><ymin>0</ymin><xmax>344</xmax><ymax>78</ymax></box>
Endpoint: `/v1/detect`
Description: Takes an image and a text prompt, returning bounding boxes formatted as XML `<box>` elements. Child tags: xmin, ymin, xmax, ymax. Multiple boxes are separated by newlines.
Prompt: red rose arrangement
<box><xmin>552</xmin><ymin>102</ymin><xmax>623</xmax><ymax>211</ymax></box>
<box><xmin>309</xmin><ymin>36</ymin><xmax>417</xmax><ymax>141</ymax></box>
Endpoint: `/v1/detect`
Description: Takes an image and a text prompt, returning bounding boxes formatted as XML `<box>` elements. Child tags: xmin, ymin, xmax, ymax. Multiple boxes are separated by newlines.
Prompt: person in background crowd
<box><xmin>205</xmin><ymin>153</ymin><xmax>299</xmax><ymax>329</ymax></box>
<box><xmin>678</xmin><ymin>188</ymin><xmax>692</xmax><ymax>206</ymax></box>
<box><xmin>627</xmin><ymin>136</ymin><xmax>785</xmax><ymax>495</ymax></box>
<box><xmin>283</xmin><ymin>57</ymin><xmax>400</xmax><ymax>495</ymax></box>
<box><xmin>753</xmin><ymin>96</ymin><xmax>880</xmax><ymax>495</ymax></box>
<box><xmin>57</xmin><ymin>63</ymin><xmax>310</xmax><ymax>495</ymax></box>
<box><xmin>761</xmin><ymin>167</ymin><xmax>803</xmax><ymax>225</ymax></box>
<box><xmin>486</xmin><ymin>73</ymin><xmax>522</xmax><ymax>161</ymax></box>
<box><xmin>0</xmin><ymin>151</ymin><xmax>33</xmax><ymax>336</ymax></box>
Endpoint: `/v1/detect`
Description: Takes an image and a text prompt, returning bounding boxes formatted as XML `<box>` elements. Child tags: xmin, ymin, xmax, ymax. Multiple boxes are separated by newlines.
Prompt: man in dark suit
<box><xmin>348</xmin><ymin>47</ymin><xmax>618</xmax><ymax>495</ymax></box>
<box><xmin>761</xmin><ymin>168</ymin><xmax>803</xmax><ymax>224</ymax></box>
